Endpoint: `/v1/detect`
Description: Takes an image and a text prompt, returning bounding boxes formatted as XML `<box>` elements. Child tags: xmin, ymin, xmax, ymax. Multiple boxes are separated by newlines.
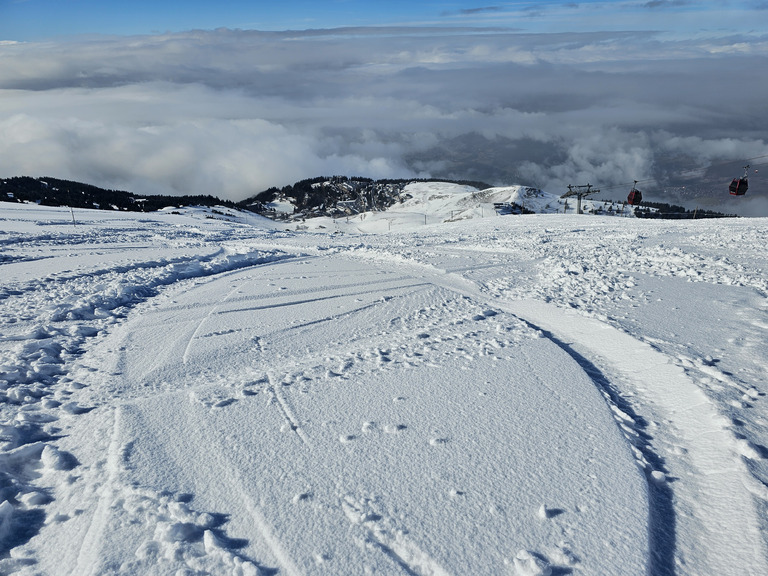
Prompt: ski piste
<box><xmin>1</xmin><ymin>194</ymin><xmax>767</xmax><ymax>575</ymax></box>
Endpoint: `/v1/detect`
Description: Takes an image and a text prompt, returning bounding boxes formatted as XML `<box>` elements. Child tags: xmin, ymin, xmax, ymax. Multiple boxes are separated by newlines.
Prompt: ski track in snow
<box><xmin>334</xmin><ymin>219</ymin><xmax>768</xmax><ymax>575</ymax></box>
<box><xmin>1</xmin><ymin>200</ymin><xmax>767</xmax><ymax>574</ymax></box>
<box><xmin>0</xmin><ymin>208</ymin><xmax>299</xmax><ymax>574</ymax></box>
<box><xmin>73</xmin><ymin>406</ymin><xmax>122</xmax><ymax>576</ymax></box>
<box><xmin>505</xmin><ymin>301</ymin><xmax>767</xmax><ymax>575</ymax></box>
<box><xmin>266</xmin><ymin>371</ymin><xmax>311</xmax><ymax>447</ymax></box>
<box><xmin>347</xmin><ymin>219</ymin><xmax>768</xmax><ymax>574</ymax></box>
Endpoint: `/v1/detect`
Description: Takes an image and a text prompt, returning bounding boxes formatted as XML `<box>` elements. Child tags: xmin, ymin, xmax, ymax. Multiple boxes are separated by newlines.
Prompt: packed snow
<box><xmin>1</xmin><ymin>182</ymin><xmax>767</xmax><ymax>575</ymax></box>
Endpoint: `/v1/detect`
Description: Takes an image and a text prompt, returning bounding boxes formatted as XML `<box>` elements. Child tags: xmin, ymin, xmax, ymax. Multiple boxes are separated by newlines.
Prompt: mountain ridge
<box><xmin>1</xmin><ymin>174</ymin><xmax>736</xmax><ymax>220</ymax></box>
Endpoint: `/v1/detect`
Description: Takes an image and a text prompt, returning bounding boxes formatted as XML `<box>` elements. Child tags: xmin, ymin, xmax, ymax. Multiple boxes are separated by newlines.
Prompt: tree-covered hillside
<box><xmin>1</xmin><ymin>176</ymin><xmax>236</xmax><ymax>212</ymax></box>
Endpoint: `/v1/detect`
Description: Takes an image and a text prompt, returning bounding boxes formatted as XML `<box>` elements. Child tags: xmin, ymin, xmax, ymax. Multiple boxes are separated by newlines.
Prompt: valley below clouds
<box><xmin>1</xmin><ymin>25</ymin><xmax>767</xmax><ymax>214</ymax></box>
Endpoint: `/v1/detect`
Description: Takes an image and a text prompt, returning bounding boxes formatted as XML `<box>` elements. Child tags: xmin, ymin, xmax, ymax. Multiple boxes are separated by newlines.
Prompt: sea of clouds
<box><xmin>1</xmin><ymin>25</ymin><xmax>767</xmax><ymax>213</ymax></box>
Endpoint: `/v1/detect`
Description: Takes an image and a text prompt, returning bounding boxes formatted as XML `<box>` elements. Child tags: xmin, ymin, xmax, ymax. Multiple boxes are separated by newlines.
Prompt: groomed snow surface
<box><xmin>1</xmin><ymin>183</ymin><xmax>767</xmax><ymax>575</ymax></box>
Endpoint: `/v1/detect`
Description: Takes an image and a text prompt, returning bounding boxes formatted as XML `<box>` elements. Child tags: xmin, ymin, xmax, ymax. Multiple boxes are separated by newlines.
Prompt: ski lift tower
<box><xmin>561</xmin><ymin>184</ymin><xmax>600</xmax><ymax>214</ymax></box>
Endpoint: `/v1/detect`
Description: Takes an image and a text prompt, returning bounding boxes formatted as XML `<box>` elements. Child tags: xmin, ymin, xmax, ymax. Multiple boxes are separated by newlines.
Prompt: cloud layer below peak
<box><xmin>1</xmin><ymin>27</ymin><xmax>767</xmax><ymax>214</ymax></box>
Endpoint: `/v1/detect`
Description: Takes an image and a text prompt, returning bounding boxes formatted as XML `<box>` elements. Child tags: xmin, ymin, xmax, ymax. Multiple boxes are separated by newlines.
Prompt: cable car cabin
<box><xmin>729</xmin><ymin>177</ymin><xmax>748</xmax><ymax>196</ymax></box>
<box><xmin>627</xmin><ymin>187</ymin><xmax>642</xmax><ymax>205</ymax></box>
<box><xmin>730</xmin><ymin>164</ymin><xmax>750</xmax><ymax>196</ymax></box>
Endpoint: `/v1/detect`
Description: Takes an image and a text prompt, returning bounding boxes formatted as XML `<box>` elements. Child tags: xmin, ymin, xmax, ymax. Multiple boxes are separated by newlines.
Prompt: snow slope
<box><xmin>287</xmin><ymin>182</ymin><xmax>628</xmax><ymax>234</ymax></box>
<box><xmin>1</xmin><ymin>196</ymin><xmax>767</xmax><ymax>575</ymax></box>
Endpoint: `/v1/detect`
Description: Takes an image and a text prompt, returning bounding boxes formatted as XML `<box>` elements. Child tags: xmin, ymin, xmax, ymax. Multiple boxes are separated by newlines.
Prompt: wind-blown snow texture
<box><xmin>1</xmin><ymin>183</ymin><xmax>767</xmax><ymax>575</ymax></box>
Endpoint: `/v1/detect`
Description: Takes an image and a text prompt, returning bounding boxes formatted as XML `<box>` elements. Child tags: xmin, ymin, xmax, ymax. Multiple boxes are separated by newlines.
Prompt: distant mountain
<box><xmin>0</xmin><ymin>176</ymin><xmax>237</xmax><ymax>212</ymax></box>
<box><xmin>238</xmin><ymin>176</ymin><xmax>493</xmax><ymax>219</ymax></box>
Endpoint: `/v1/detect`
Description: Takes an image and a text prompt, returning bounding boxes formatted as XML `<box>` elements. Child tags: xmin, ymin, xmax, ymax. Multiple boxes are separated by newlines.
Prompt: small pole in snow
<box><xmin>66</xmin><ymin>188</ymin><xmax>77</xmax><ymax>226</ymax></box>
<box><xmin>68</xmin><ymin>188</ymin><xmax>76</xmax><ymax>226</ymax></box>
<box><xmin>424</xmin><ymin>214</ymin><xmax>427</xmax><ymax>225</ymax></box>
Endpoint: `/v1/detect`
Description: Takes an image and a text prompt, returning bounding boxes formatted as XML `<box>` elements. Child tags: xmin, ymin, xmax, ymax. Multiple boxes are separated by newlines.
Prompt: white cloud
<box><xmin>0</xmin><ymin>27</ymin><xmax>766</xmax><ymax>214</ymax></box>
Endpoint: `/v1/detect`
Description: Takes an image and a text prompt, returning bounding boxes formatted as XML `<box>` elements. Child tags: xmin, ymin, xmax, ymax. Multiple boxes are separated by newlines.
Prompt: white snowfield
<box><xmin>1</xmin><ymin>182</ymin><xmax>767</xmax><ymax>575</ymax></box>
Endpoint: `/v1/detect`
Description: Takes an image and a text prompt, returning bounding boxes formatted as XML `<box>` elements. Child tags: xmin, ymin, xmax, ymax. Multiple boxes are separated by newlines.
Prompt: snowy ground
<box><xmin>1</xmin><ymin>186</ymin><xmax>767</xmax><ymax>575</ymax></box>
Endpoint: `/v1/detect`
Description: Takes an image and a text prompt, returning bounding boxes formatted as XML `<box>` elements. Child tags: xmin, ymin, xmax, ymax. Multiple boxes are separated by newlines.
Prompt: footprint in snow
<box><xmin>61</xmin><ymin>402</ymin><xmax>94</xmax><ymax>415</ymax></box>
<box><xmin>292</xmin><ymin>492</ymin><xmax>312</xmax><ymax>504</ymax></box>
<box><xmin>549</xmin><ymin>542</ymin><xmax>580</xmax><ymax>567</ymax></box>
<box><xmin>361</xmin><ymin>421</ymin><xmax>377</xmax><ymax>434</ymax></box>
<box><xmin>510</xmin><ymin>550</ymin><xmax>552</xmax><ymax>576</ymax></box>
<box><xmin>213</xmin><ymin>398</ymin><xmax>238</xmax><ymax>408</ymax></box>
<box><xmin>536</xmin><ymin>504</ymin><xmax>565</xmax><ymax>520</ymax></box>
<box><xmin>472</xmin><ymin>310</ymin><xmax>499</xmax><ymax>322</ymax></box>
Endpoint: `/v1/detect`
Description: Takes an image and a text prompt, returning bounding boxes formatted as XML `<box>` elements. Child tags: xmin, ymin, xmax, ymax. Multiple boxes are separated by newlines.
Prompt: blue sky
<box><xmin>1</xmin><ymin>1</ymin><xmax>763</xmax><ymax>40</ymax></box>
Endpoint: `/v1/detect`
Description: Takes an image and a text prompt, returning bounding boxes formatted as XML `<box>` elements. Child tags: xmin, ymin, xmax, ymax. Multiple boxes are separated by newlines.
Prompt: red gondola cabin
<box><xmin>729</xmin><ymin>165</ymin><xmax>749</xmax><ymax>196</ymax></box>
<box><xmin>729</xmin><ymin>178</ymin><xmax>748</xmax><ymax>196</ymax></box>
<box><xmin>627</xmin><ymin>183</ymin><xmax>642</xmax><ymax>205</ymax></box>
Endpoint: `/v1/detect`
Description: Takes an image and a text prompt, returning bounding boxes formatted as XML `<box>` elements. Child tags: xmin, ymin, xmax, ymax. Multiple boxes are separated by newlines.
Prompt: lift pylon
<box><xmin>561</xmin><ymin>184</ymin><xmax>600</xmax><ymax>214</ymax></box>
